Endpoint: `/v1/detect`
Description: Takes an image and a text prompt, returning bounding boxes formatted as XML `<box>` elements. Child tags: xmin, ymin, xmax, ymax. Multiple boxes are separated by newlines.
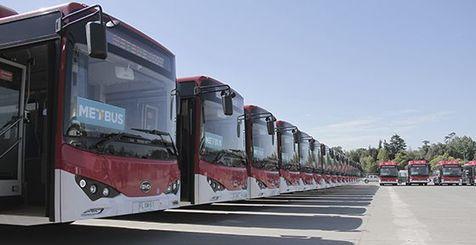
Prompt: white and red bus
<box><xmin>0</xmin><ymin>3</ymin><xmax>180</xmax><ymax>224</ymax></box>
<box><xmin>297</xmin><ymin>131</ymin><xmax>317</xmax><ymax>190</ymax></box>
<box><xmin>320</xmin><ymin>144</ymin><xmax>333</xmax><ymax>187</ymax></box>
<box><xmin>276</xmin><ymin>120</ymin><xmax>303</xmax><ymax>193</ymax></box>
<box><xmin>176</xmin><ymin>76</ymin><xmax>248</xmax><ymax>205</ymax></box>
<box><xmin>378</xmin><ymin>161</ymin><xmax>399</xmax><ymax>185</ymax></box>
<box><xmin>434</xmin><ymin>160</ymin><xmax>462</xmax><ymax>186</ymax></box>
<box><xmin>335</xmin><ymin>153</ymin><xmax>346</xmax><ymax>185</ymax></box>
<box><xmin>312</xmin><ymin>140</ymin><xmax>325</xmax><ymax>189</ymax></box>
<box><xmin>243</xmin><ymin>105</ymin><xmax>280</xmax><ymax>198</ymax></box>
<box><xmin>406</xmin><ymin>160</ymin><xmax>431</xmax><ymax>185</ymax></box>
<box><xmin>329</xmin><ymin>148</ymin><xmax>339</xmax><ymax>187</ymax></box>
<box><xmin>463</xmin><ymin>161</ymin><xmax>476</xmax><ymax>186</ymax></box>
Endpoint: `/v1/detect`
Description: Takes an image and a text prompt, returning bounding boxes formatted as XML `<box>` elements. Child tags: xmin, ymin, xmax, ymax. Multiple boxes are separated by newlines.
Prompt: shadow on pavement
<box><xmin>0</xmin><ymin>224</ymin><xmax>354</xmax><ymax>245</ymax></box>
<box><xmin>118</xmin><ymin>184</ymin><xmax>379</xmax><ymax>232</ymax></box>
<box><xmin>185</xmin><ymin>203</ymin><xmax>368</xmax><ymax>216</ymax></box>
<box><xmin>0</xmin><ymin>184</ymin><xmax>379</xmax><ymax>245</ymax></box>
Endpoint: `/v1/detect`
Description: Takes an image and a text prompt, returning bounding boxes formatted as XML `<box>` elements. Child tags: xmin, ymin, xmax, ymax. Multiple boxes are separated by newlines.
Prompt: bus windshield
<box><xmin>280</xmin><ymin>132</ymin><xmax>300</xmax><ymax>171</ymax></box>
<box><xmin>252</xmin><ymin>119</ymin><xmax>278</xmax><ymax>171</ymax></box>
<box><xmin>312</xmin><ymin>146</ymin><xmax>321</xmax><ymax>172</ymax></box>
<box><xmin>63</xmin><ymin>28</ymin><xmax>176</xmax><ymax>161</ymax></box>
<box><xmin>200</xmin><ymin>92</ymin><xmax>246</xmax><ymax>168</ymax></box>
<box><xmin>409</xmin><ymin>165</ymin><xmax>429</xmax><ymax>176</ymax></box>
<box><xmin>442</xmin><ymin>166</ymin><xmax>462</xmax><ymax>176</ymax></box>
<box><xmin>299</xmin><ymin>140</ymin><xmax>313</xmax><ymax>172</ymax></box>
<box><xmin>380</xmin><ymin>166</ymin><xmax>398</xmax><ymax>177</ymax></box>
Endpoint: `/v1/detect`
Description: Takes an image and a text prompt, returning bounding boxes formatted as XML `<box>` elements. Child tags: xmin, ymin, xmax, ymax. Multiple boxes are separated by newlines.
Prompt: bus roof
<box><xmin>379</xmin><ymin>161</ymin><xmax>399</xmax><ymax>167</ymax></box>
<box><xmin>0</xmin><ymin>2</ymin><xmax>174</xmax><ymax>56</ymax></box>
<box><xmin>177</xmin><ymin>76</ymin><xmax>244</xmax><ymax>98</ymax></box>
<box><xmin>464</xmin><ymin>161</ymin><xmax>476</xmax><ymax>166</ymax></box>
<box><xmin>407</xmin><ymin>160</ymin><xmax>428</xmax><ymax>165</ymax></box>
<box><xmin>437</xmin><ymin>160</ymin><xmax>461</xmax><ymax>166</ymax></box>
<box><xmin>299</xmin><ymin>131</ymin><xmax>312</xmax><ymax>141</ymax></box>
<box><xmin>276</xmin><ymin>120</ymin><xmax>298</xmax><ymax>130</ymax></box>
<box><xmin>244</xmin><ymin>104</ymin><xmax>273</xmax><ymax>116</ymax></box>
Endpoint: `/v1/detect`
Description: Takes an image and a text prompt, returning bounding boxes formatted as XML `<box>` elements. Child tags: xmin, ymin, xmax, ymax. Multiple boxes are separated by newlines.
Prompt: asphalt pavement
<box><xmin>1</xmin><ymin>183</ymin><xmax>474</xmax><ymax>244</ymax></box>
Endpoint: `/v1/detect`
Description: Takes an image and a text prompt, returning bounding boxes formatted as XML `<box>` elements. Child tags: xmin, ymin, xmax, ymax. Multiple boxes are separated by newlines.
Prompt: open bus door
<box><xmin>0</xmin><ymin>57</ymin><xmax>26</xmax><ymax>199</ymax></box>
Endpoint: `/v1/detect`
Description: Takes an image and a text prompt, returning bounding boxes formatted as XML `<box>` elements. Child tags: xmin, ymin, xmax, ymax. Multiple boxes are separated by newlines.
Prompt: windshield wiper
<box><xmin>208</xmin><ymin>149</ymin><xmax>245</xmax><ymax>167</ymax></box>
<box><xmin>130</xmin><ymin>128</ymin><xmax>178</xmax><ymax>156</ymax></box>
<box><xmin>92</xmin><ymin>132</ymin><xmax>141</xmax><ymax>151</ymax></box>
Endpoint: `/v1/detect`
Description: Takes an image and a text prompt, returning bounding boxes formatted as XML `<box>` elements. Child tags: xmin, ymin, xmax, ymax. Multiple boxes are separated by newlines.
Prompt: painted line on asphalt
<box><xmin>214</xmin><ymin>202</ymin><xmax>369</xmax><ymax>209</ymax></box>
<box><xmin>388</xmin><ymin>187</ymin><xmax>430</xmax><ymax>245</ymax></box>
<box><xmin>167</xmin><ymin>208</ymin><xmax>362</xmax><ymax>218</ymax></box>
<box><xmin>74</xmin><ymin>219</ymin><xmax>361</xmax><ymax>242</ymax></box>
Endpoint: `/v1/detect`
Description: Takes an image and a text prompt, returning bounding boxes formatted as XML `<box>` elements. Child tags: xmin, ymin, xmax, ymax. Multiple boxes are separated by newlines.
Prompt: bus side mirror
<box><xmin>86</xmin><ymin>21</ymin><xmax>108</xmax><ymax>59</ymax></box>
<box><xmin>221</xmin><ymin>91</ymin><xmax>234</xmax><ymax>116</ymax></box>
<box><xmin>266</xmin><ymin>118</ymin><xmax>275</xmax><ymax>135</ymax></box>
<box><xmin>292</xmin><ymin>130</ymin><xmax>299</xmax><ymax>143</ymax></box>
<box><xmin>236</xmin><ymin>120</ymin><xmax>241</xmax><ymax>137</ymax></box>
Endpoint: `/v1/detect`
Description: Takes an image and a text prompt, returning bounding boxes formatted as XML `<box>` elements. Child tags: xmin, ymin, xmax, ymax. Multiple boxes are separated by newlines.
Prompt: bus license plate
<box><xmin>138</xmin><ymin>200</ymin><xmax>155</xmax><ymax>212</ymax></box>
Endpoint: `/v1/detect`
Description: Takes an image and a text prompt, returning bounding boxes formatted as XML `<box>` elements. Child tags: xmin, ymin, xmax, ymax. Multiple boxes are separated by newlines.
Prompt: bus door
<box><xmin>0</xmin><ymin>57</ymin><xmax>26</xmax><ymax>198</ymax></box>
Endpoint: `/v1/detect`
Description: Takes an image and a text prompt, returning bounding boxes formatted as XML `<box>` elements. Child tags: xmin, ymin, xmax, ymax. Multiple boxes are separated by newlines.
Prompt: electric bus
<box><xmin>243</xmin><ymin>105</ymin><xmax>280</xmax><ymax>198</ymax></box>
<box><xmin>312</xmin><ymin>140</ymin><xmax>325</xmax><ymax>189</ymax></box>
<box><xmin>406</xmin><ymin>160</ymin><xmax>430</xmax><ymax>185</ymax></box>
<box><xmin>335</xmin><ymin>153</ymin><xmax>345</xmax><ymax>185</ymax></box>
<box><xmin>462</xmin><ymin>161</ymin><xmax>476</xmax><ymax>186</ymax></box>
<box><xmin>320</xmin><ymin>144</ymin><xmax>333</xmax><ymax>187</ymax></box>
<box><xmin>329</xmin><ymin>147</ymin><xmax>338</xmax><ymax>187</ymax></box>
<box><xmin>176</xmin><ymin>76</ymin><xmax>248</xmax><ymax>205</ymax></box>
<box><xmin>378</xmin><ymin>161</ymin><xmax>399</xmax><ymax>185</ymax></box>
<box><xmin>0</xmin><ymin>3</ymin><xmax>179</xmax><ymax>224</ymax></box>
<box><xmin>276</xmin><ymin>120</ymin><xmax>303</xmax><ymax>193</ymax></box>
<box><xmin>434</xmin><ymin>160</ymin><xmax>462</xmax><ymax>186</ymax></box>
<box><xmin>340</xmin><ymin>156</ymin><xmax>348</xmax><ymax>184</ymax></box>
<box><xmin>298</xmin><ymin>131</ymin><xmax>317</xmax><ymax>190</ymax></box>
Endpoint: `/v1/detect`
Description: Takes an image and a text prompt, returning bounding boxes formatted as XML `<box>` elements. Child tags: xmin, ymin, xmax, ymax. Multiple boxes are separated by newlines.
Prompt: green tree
<box><xmin>429</xmin><ymin>153</ymin><xmax>457</xmax><ymax>167</ymax></box>
<box><xmin>362</xmin><ymin>155</ymin><xmax>377</xmax><ymax>173</ymax></box>
<box><xmin>347</xmin><ymin>148</ymin><xmax>368</xmax><ymax>163</ymax></box>
<box><xmin>425</xmin><ymin>142</ymin><xmax>447</xmax><ymax>160</ymax></box>
<box><xmin>421</xmin><ymin>140</ymin><xmax>430</xmax><ymax>157</ymax></box>
<box><xmin>384</xmin><ymin>134</ymin><xmax>407</xmax><ymax>159</ymax></box>
<box><xmin>444</xmin><ymin>132</ymin><xmax>456</xmax><ymax>144</ymax></box>
<box><xmin>377</xmin><ymin>147</ymin><xmax>389</xmax><ymax>162</ymax></box>
<box><xmin>447</xmin><ymin>136</ymin><xmax>476</xmax><ymax>161</ymax></box>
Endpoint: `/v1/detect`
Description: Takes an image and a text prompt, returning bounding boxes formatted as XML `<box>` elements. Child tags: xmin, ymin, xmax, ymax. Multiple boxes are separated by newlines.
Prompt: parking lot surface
<box><xmin>2</xmin><ymin>184</ymin><xmax>475</xmax><ymax>244</ymax></box>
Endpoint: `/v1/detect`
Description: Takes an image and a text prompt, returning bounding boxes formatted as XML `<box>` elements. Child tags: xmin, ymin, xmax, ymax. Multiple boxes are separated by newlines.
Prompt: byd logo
<box><xmin>140</xmin><ymin>181</ymin><xmax>152</xmax><ymax>193</ymax></box>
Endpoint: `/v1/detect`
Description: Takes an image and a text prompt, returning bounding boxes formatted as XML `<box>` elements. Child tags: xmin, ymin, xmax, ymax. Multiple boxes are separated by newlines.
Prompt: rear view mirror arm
<box><xmin>56</xmin><ymin>4</ymin><xmax>104</xmax><ymax>32</ymax></box>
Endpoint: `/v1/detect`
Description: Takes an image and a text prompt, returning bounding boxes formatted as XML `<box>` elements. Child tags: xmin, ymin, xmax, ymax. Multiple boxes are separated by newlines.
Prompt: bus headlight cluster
<box><xmin>165</xmin><ymin>180</ymin><xmax>180</xmax><ymax>195</ymax></box>
<box><xmin>256</xmin><ymin>179</ymin><xmax>267</xmax><ymax>189</ymax></box>
<box><xmin>75</xmin><ymin>175</ymin><xmax>119</xmax><ymax>201</ymax></box>
<box><xmin>285</xmin><ymin>178</ymin><xmax>293</xmax><ymax>186</ymax></box>
<box><xmin>207</xmin><ymin>177</ymin><xmax>226</xmax><ymax>192</ymax></box>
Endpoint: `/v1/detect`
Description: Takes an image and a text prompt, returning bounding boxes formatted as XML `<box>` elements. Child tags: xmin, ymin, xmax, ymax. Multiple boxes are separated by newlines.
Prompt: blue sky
<box><xmin>4</xmin><ymin>0</ymin><xmax>475</xmax><ymax>150</ymax></box>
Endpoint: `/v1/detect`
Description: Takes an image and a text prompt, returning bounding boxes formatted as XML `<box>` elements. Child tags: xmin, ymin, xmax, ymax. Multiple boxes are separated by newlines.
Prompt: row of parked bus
<box><xmin>378</xmin><ymin>160</ymin><xmax>476</xmax><ymax>186</ymax></box>
<box><xmin>0</xmin><ymin>3</ymin><xmax>363</xmax><ymax>225</ymax></box>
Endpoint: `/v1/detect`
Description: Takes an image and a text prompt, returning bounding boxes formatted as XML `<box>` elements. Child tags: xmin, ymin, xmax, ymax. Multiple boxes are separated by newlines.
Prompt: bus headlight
<box><xmin>165</xmin><ymin>180</ymin><xmax>180</xmax><ymax>194</ymax></box>
<box><xmin>102</xmin><ymin>187</ymin><xmax>110</xmax><ymax>197</ymax></box>
<box><xmin>207</xmin><ymin>177</ymin><xmax>226</xmax><ymax>192</ymax></box>
<box><xmin>75</xmin><ymin>175</ymin><xmax>119</xmax><ymax>201</ymax></box>
<box><xmin>256</xmin><ymin>179</ymin><xmax>267</xmax><ymax>189</ymax></box>
<box><xmin>89</xmin><ymin>184</ymin><xmax>97</xmax><ymax>194</ymax></box>
<box><xmin>79</xmin><ymin>179</ymin><xmax>87</xmax><ymax>188</ymax></box>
